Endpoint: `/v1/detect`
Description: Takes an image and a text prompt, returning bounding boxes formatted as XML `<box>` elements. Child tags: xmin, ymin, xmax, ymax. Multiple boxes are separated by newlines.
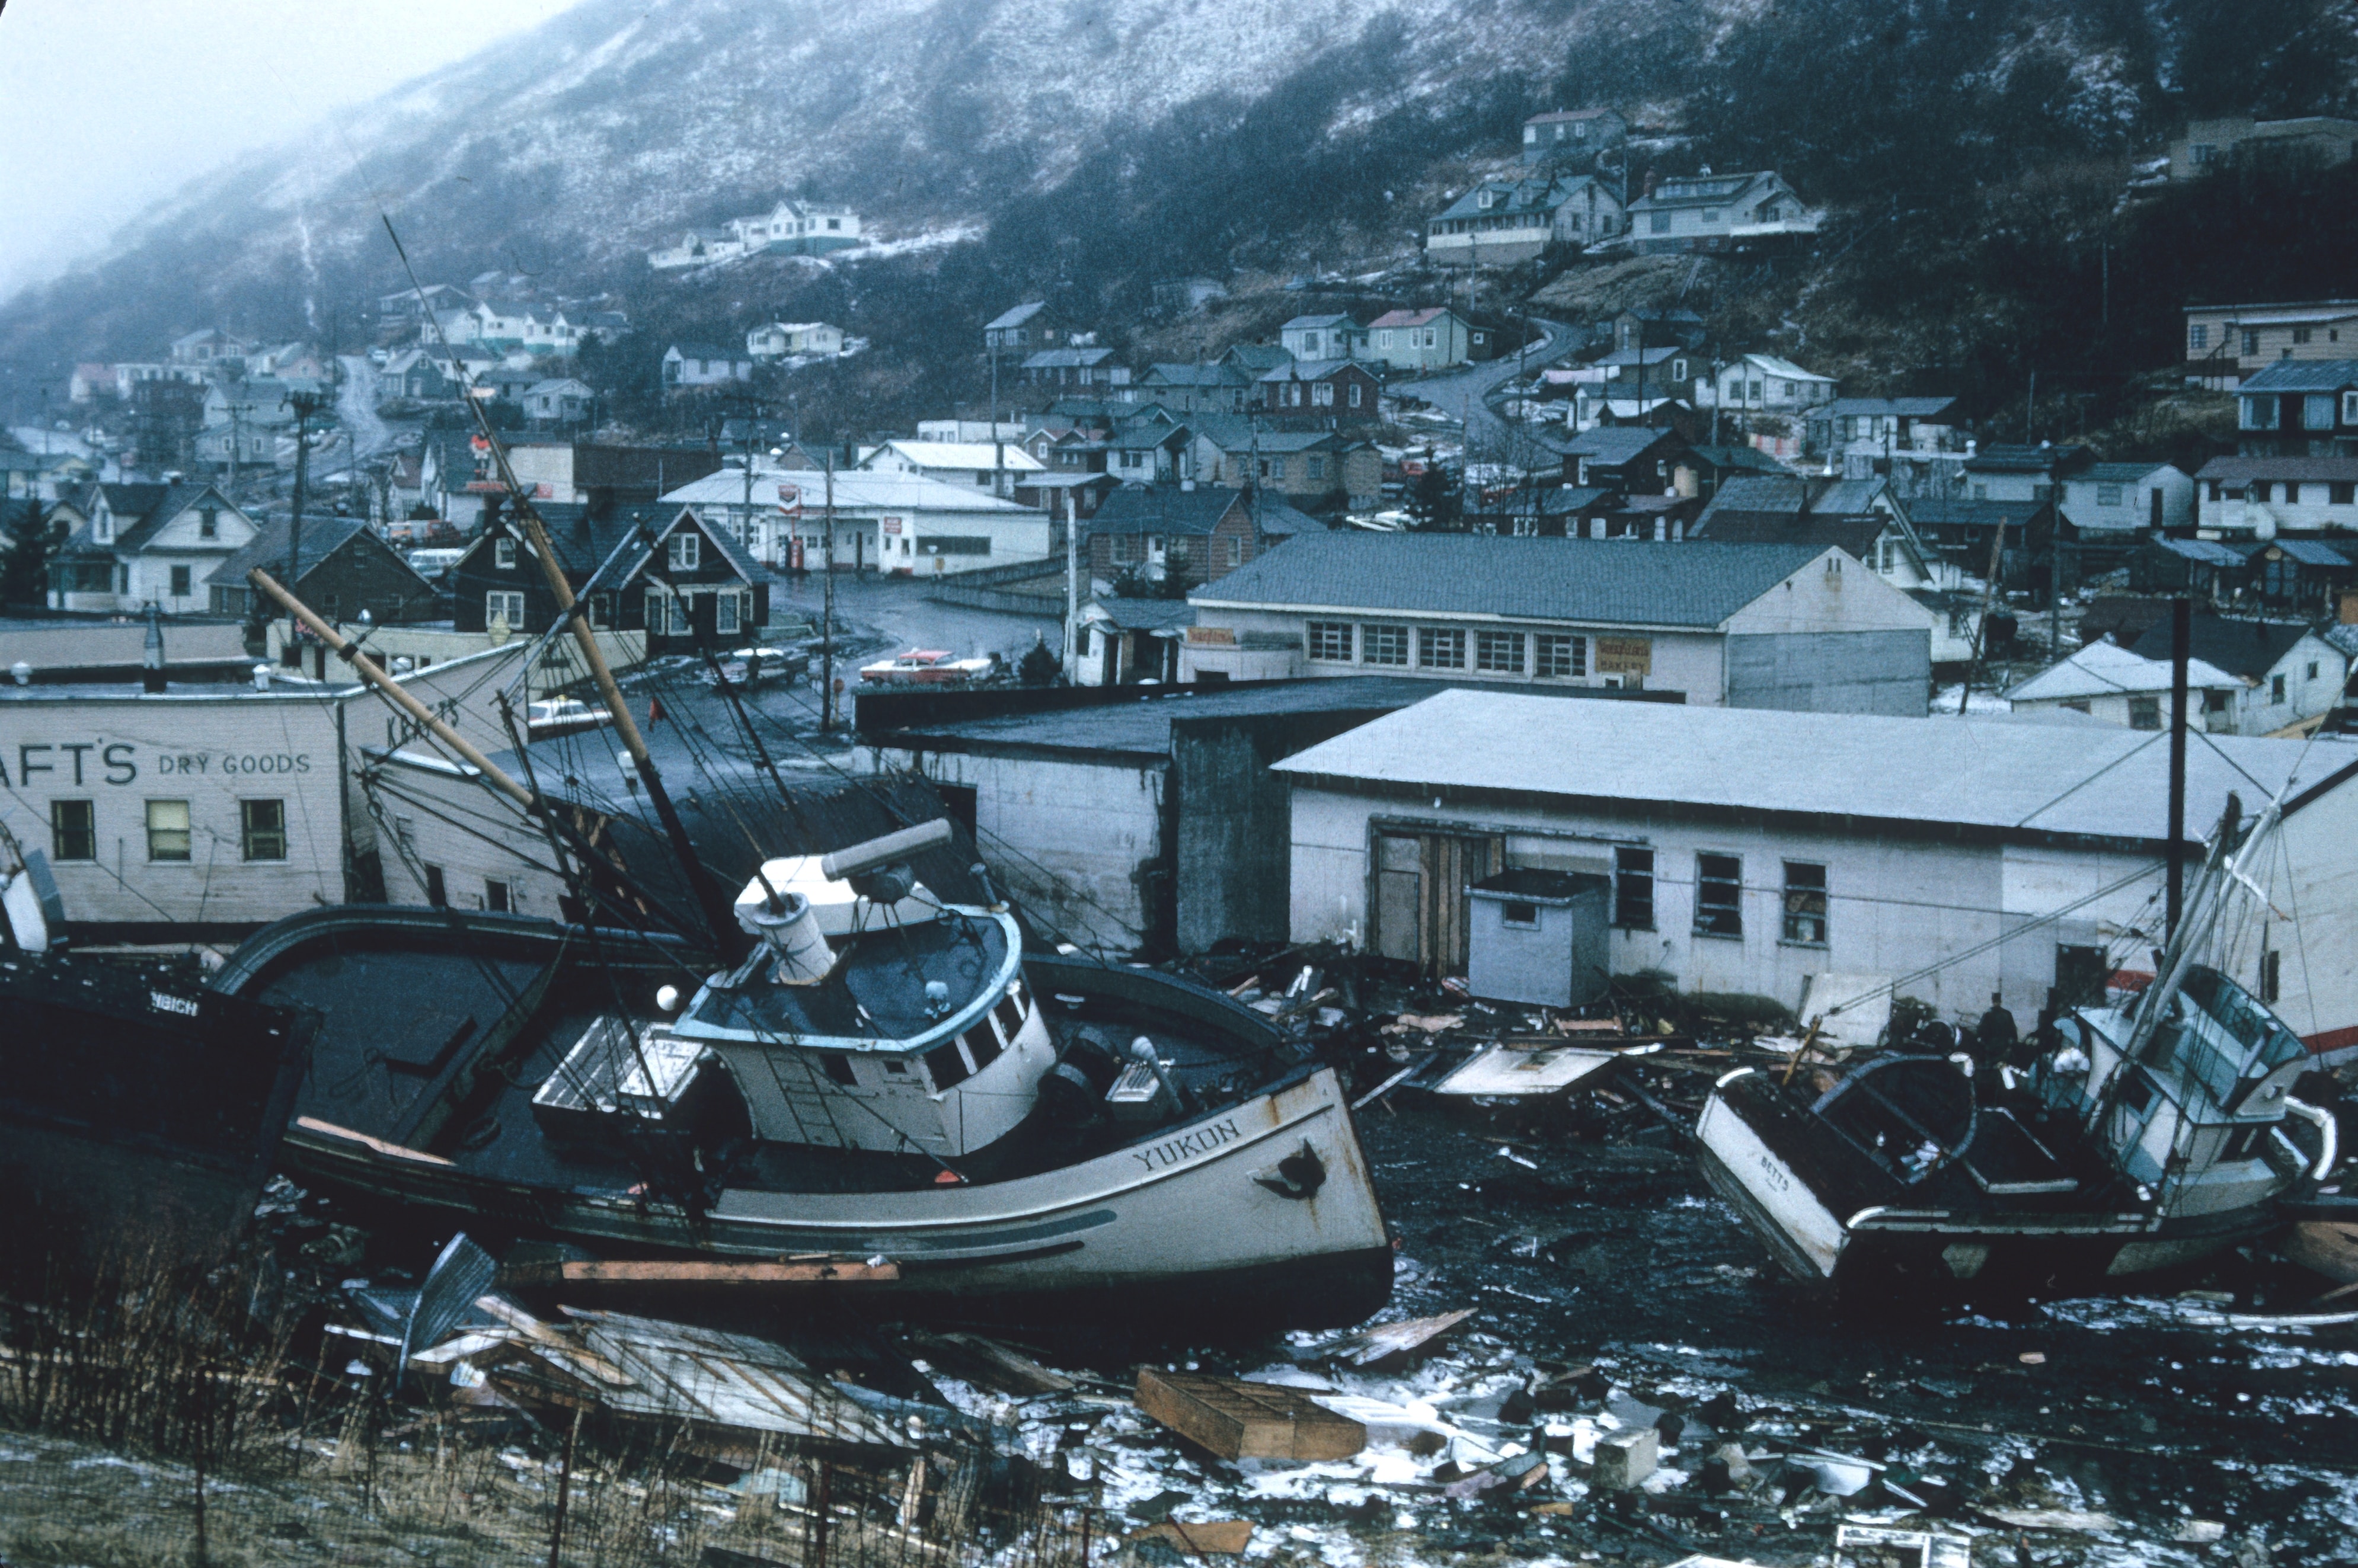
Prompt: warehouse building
<box><xmin>1274</xmin><ymin>690</ymin><xmax>2358</xmax><ymax>1048</ymax></box>
<box><xmin>1181</xmin><ymin>532</ymin><xmax>1935</xmax><ymax>713</ymax></box>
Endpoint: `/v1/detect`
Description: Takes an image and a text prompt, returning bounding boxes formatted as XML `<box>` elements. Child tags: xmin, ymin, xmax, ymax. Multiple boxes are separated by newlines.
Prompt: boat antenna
<box><xmin>381</xmin><ymin>213</ymin><xmax>736</xmax><ymax>953</ymax></box>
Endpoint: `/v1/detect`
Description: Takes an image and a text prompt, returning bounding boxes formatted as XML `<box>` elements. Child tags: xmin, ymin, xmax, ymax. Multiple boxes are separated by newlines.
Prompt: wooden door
<box><xmin>1372</xmin><ymin>831</ymin><xmax>1503</xmax><ymax>977</ymax></box>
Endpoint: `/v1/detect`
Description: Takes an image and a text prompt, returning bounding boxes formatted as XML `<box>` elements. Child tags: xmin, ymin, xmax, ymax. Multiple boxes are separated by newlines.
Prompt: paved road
<box><xmin>769</xmin><ymin>571</ymin><xmax>1066</xmax><ymax>667</ymax></box>
<box><xmin>1392</xmin><ymin>316</ymin><xmax>1577</xmax><ymax>452</ymax></box>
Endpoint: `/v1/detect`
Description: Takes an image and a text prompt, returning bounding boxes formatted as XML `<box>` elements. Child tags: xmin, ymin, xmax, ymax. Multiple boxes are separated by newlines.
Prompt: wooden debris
<box><xmin>1384</xmin><ymin>1013</ymin><xmax>1464</xmax><ymax>1035</ymax></box>
<box><xmin>1134</xmin><ymin>1369</ymin><xmax>1366</xmax><ymax>1461</ymax></box>
<box><xmin>903</xmin><ymin>1330</ymin><xmax>1074</xmax><ymax>1398</ymax></box>
<box><xmin>1976</xmin><ymin>1508</ymin><xmax>2117</xmax><ymax>1533</ymax></box>
<box><xmin>1435</xmin><ymin>1045</ymin><xmax>1618</xmax><ymax>1097</ymax></box>
<box><xmin>500</xmin><ymin>1257</ymin><xmax>899</xmax><ymax>1290</ymax></box>
<box><xmin>1314</xmin><ymin>1308</ymin><xmax>1477</xmax><ymax>1369</ymax></box>
<box><xmin>1129</xmin><ymin>1519</ymin><xmax>1254</xmax><ymax>1555</ymax></box>
<box><xmin>2286</xmin><ymin>1219</ymin><xmax>2358</xmax><ymax>1285</ymax></box>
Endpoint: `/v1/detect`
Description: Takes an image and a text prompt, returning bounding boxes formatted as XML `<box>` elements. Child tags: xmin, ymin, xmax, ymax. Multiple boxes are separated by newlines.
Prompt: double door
<box><xmin>1372</xmin><ymin>830</ymin><xmax>1503</xmax><ymax>978</ymax></box>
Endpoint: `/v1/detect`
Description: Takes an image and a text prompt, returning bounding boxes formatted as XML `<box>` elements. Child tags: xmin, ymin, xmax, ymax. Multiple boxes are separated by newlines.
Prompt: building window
<box><xmin>1306</xmin><ymin>620</ymin><xmax>1354</xmax><ymax>663</ymax></box>
<box><xmin>2344</xmin><ymin>392</ymin><xmax>2358</xmax><ymax>425</ymax></box>
<box><xmin>1534</xmin><ymin>632</ymin><xmax>1586</xmax><ymax>678</ymax></box>
<box><xmin>485</xmin><ymin>878</ymin><xmax>514</xmax><ymax>913</ymax></box>
<box><xmin>2129</xmin><ymin>695</ymin><xmax>2162</xmax><ymax>729</ymax></box>
<box><xmin>485</xmin><ymin>590</ymin><xmax>525</xmax><ymax>629</ymax></box>
<box><xmin>2242</xmin><ymin>329</ymin><xmax>2261</xmax><ymax>356</ymax></box>
<box><xmin>717</xmin><ymin>591</ymin><xmax>740</xmax><ymax>635</ymax></box>
<box><xmin>1649</xmin><ymin>211</ymin><xmax>1670</xmax><ymax>233</ymax></box>
<box><xmin>2097</xmin><ymin>484</ymin><xmax>2123</xmax><ymax>505</ymax></box>
<box><xmin>170</xmin><ymin>565</ymin><xmax>191</xmax><ymax>598</ymax></box>
<box><xmin>237</xmin><ymin>799</ymin><xmax>288</xmax><ymax>862</ymax></box>
<box><xmin>146</xmin><ymin>799</ymin><xmax>191</xmax><ymax>862</ymax></box>
<box><xmin>2294</xmin><ymin>326</ymin><xmax>2314</xmax><ymax>345</ymax></box>
<box><xmin>669</xmin><ymin>532</ymin><xmax>701</xmax><ymax>571</ymax></box>
<box><xmin>51</xmin><ymin>799</ymin><xmax>95</xmax><ymax>862</ymax></box>
<box><xmin>1418</xmin><ymin>626</ymin><xmax>1465</xmax><ymax>668</ymax></box>
<box><xmin>2333</xmin><ymin>482</ymin><xmax>2356</xmax><ymax>505</ymax></box>
<box><xmin>423</xmin><ymin>865</ymin><xmax>447</xmax><ymax>906</ymax></box>
<box><xmin>2271</xmin><ymin>673</ymin><xmax>2287</xmax><ymax>703</ymax></box>
<box><xmin>2190</xmin><ymin>324</ymin><xmax>2208</xmax><ymax>350</ymax></box>
<box><xmin>1349</xmin><ymin>382</ymin><xmax>1363</xmax><ymax>407</ymax></box>
<box><xmin>1312</xmin><ymin>382</ymin><xmax>1334</xmax><ymax>407</ymax></box>
<box><xmin>1501</xmin><ymin>900</ymin><xmax>1540</xmax><ymax>930</ymax></box>
<box><xmin>198</xmin><ymin>508</ymin><xmax>219</xmax><ymax>539</ymax></box>
<box><xmin>1694</xmin><ymin>852</ymin><xmax>1742</xmax><ymax>937</ymax></box>
<box><xmin>1474</xmin><ymin>629</ymin><xmax>1525</xmax><ymax>673</ymax></box>
<box><xmin>496</xmin><ymin>536</ymin><xmax>516</xmax><ymax>569</ymax></box>
<box><xmin>1613</xmin><ymin>847</ymin><xmax>1654</xmax><ymax>929</ymax></box>
<box><xmin>1364</xmin><ymin>624</ymin><xmax>1409</xmax><ymax>666</ymax></box>
<box><xmin>646</xmin><ymin>591</ymin><xmax>672</xmax><ymax>635</ymax></box>
<box><xmin>1781</xmin><ymin>862</ymin><xmax>1827</xmax><ymax>945</ymax></box>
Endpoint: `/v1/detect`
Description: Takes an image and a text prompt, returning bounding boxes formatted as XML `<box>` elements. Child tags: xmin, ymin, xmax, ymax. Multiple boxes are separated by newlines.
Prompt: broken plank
<box><xmin>904</xmin><ymin>1330</ymin><xmax>1073</xmax><ymax>1398</ymax></box>
<box><xmin>1350</xmin><ymin>1057</ymin><xmax>1432</xmax><ymax>1111</ymax></box>
<box><xmin>1135</xmin><ymin>1369</ymin><xmax>1365</xmax><ymax>1461</ymax></box>
<box><xmin>1435</xmin><ymin>1044</ymin><xmax>1617</xmax><ymax>1097</ymax></box>
<box><xmin>1315</xmin><ymin>1308</ymin><xmax>1477</xmax><ymax>1369</ymax></box>
<box><xmin>1129</xmin><ymin>1519</ymin><xmax>1253</xmax><ymax>1556</ymax></box>
<box><xmin>500</xmin><ymin>1258</ymin><xmax>899</xmax><ymax>1289</ymax></box>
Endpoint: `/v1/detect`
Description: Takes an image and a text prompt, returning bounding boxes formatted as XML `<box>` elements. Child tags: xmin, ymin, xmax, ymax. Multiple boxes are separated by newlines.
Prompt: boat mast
<box><xmin>2166</xmin><ymin>596</ymin><xmax>2190</xmax><ymax>936</ymax></box>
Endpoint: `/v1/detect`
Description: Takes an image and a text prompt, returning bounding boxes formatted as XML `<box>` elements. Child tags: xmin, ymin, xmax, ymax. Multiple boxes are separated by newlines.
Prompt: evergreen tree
<box><xmin>0</xmin><ymin>497</ymin><xmax>62</xmax><ymax>608</ymax></box>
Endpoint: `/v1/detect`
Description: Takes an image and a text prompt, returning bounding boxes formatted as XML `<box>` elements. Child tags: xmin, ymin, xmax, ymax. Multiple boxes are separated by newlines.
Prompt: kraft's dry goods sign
<box><xmin>0</xmin><ymin>743</ymin><xmax>314</xmax><ymax>788</ymax></box>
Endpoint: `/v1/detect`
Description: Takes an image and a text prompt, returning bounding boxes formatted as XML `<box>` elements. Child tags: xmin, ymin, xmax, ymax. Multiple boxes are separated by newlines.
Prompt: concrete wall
<box><xmin>1285</xmin><ymin>783</ymin><xmax>2174</xmax><ymax>1029</ymax></box>
<box><xmin>1724</xmin><ymin>629</ymin><xmax>1931</xmax><ymax>714</ymax></box>
<box><xmin>861</xmin><ymin>745</ymin><xmax>1164</xmax><ymax>953</ymax></box>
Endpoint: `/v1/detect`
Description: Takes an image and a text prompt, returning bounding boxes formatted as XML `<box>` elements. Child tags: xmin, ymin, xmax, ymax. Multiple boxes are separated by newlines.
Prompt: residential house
<box><xmin>170</xmin><ymin>329</ymin><xmax>253</xmax><ymax>369</ymax></box>
<box><xmin>1963</xmin><ymin>442</ymin><xmax>2093</xmax><ymax>502</ymax></box>
<box><xmin>1522</xmin><ymin>107</ymin><xmax>1627</xmax><ymax>165</ymax></box>
<box><xmin>1610</xmin><ymin>309</ymin><xmax>1707</xmax><ymax>354</ymax></box>
<box><xmin>2193</xmin><ymin>455</ymin><xmax>2358</xmax><ymax>537</ymax></box>
<box><xmin>207</xmin><ymin>515</ymin><xmax>439</xmax><ymax>626</ymax></box>
<box><xmin>2169</xmin><ymin>117</ymin><xmax>2358</xmax><ymax>181</ymax></box>
<box><xmin>1670</xmin><ymin>444</ymin><xmax>1794</xmax><ymax>503</ymax></box>
<box><xmin>2005</xmin><ymin>638</ymin><xmax>2244</xmax><ymax>730</ymax></box>
<box><xmin>1710</xmin><ymin>353</ymin><xmax>1838</xmax><ymax>418</ymax></box>
<box><xmin>2241</xmin><ymin>539</ymin><xmax>2358</xmax><ymax>613</ymax></box>
<box><xmin>646</xmin><ymin>228</ymin><xmax>746</xmax><ymax>270</ymax></box>
<box><xmin>1562</xmin><ymin>424</ymin><xmax>1686</xmax><ymax>491</ymax></box>
<box><xmin>1271</xmin><ymin>690</ymin><xmax>2358</xmax><ymax>1039</ymax></box>
<box><xmin>2055</xmin><ymin>460</ymin><xmax>2192</xmax><ymax>544</ymax></box>
<box><xmin>2130</xmin><ymin>536</ymin><xmax>2256</xmax><ymax>603</ymax></box>
<box><xmin>1220</xmin><ymin>343</ymin><xmax>1295</xmax><ymax>382</ymax></box>
<box><xmin>1426</xmin><ymin>174</ymin><xmax>1624</xmax><ymax>265</ymax></box>
<box><xmin>1136</xmin><ymin>363</ymin><xmax>1252</xmax><ymax>415</ymax></box>
<box><xmin>1279</xmin><ymin>315</ymin><xmax>1367</xmax><ymax>362</ymax></box>
<box><xmin>2231</xmin><ymin>359</ymin><xmax>2358</xmax><ymax>455</ymax></box>
<box><xmin>1084</xmin><ymin>483</ymin><xmax>1299</xmax><ymax>588</ymax></box>
<box><xmin>1625</xmin><ymin>171</ymin><xmax>1817</xmax><ymax>254</ymax></box>
<box><xmin>1366</xmin><ymin>308</ymin><xmax>1484</xmax><ymax>372</ymax></box>
<box><xmin>664</xmin><ymin>465</ymin><xmax>1051</xmax><ymax>572</ymax></box>
<box><xmin>1805</xmin><ymin>396</ymin><xmax>1963</xmax><ymax>460</ymax></box>
<box><xmin>45</xmin><ymin>483</ymin><xmax>257</xmax><ymax>613</ymax></box>
<box><xmin>729</xmin><ymin>200</ymin><xmax>862</xmax><ymax>257</ymax></box>
<box><xmin>1565</xmin><ymin>346</ymin><xmax>1694</xmax><ymax>431</ymax></box>
<box><xmin>66</xmin><ymin>363</ymin><xmax>114</xmax><ymax>404</ymax></box>
<box><xmin>1185</xmin><ymin>418</ymin><xmax>1382</xmax><ymax>509</ymax></box>
<box><xmin>1251</xmin><ymin>359</ymin><xmax>1382</xmax><ymax>423</ymax></box>
<box><xmin>746</xmin><ymin>321</ymin><xmax>846</xmax><ymax>359</ymax></box>
<box><xmin>522</xmin><ymin>378</ymin><xmax>596</xmax><ymax>424</ymax></box>
<box><xmin>376</xmin><ymin>283</ymin><xmax>473</xmax><ymax>326</ymax></box>
<box><xmin>1021</xmin><ymin>347</ymin><xmax>1132</xmax><ymax>389</ymax></box>
<box><xmin>985</xmin><ymin>302</ymin><xmax>1065</xmax><ymax>356</ymax></box>
<box><xmin>660</xmin><ymin>342</ymin><xmax>752</xmax><ymax>389</ymax></box>
<box><xmin>453</xmin><ymin>496</ymin><xmax>769</xmax><ymax>651</ymax></box>
<box><xmin>378</xmin><ymin>348</ymin><xmax>463</xmax><ymax>402</ymax></box>
<box><xmin>196</xmin><ymin>379</ymin><xmax>299</xmax><ymax>471</ymax></box>
<box><xmin>1181</xmin><ymin>532</ymin><xmax>1934</xmax><ymax>711</ymax></box>
<box><xmin>1908</xmin><ymin>494</ymin><xmax>2060</xmax><ymax>587</ymax></box>
<box><xmin>1105</xmin><ymin>419</ymin><xmax>1193</xmax><ymax>484</ymax></box>
<box><xmin>2183</xmin><ymin>300</ymin><xmax>2358</xmax><ymax>388</ymax></box>
<box><xmin>2127</xmin><ymin>615</ymin><xmax>2350</xmax><ymax>734</ymax></box>
<box><xmin>860</xmin><ymin>439</ymin><xmax>1046</xmax><ymax>497</ymax></box>
<box><xmin>1011</xmin><ymin>470</ymin><xmax>1121</xmax><ymax>521</ymax></box>
<box><xmin>1068</xmin><ymin>597</ymin><xmax>1196</xmax><ymax>687</ymax></box>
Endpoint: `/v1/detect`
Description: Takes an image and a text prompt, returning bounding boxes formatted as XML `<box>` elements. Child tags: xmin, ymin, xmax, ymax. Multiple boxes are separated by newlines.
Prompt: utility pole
<box><xmin>820</xmin><ymin>452</ymin><xmax>836</xmax><ymax>734</ymax></box>
<box><xmin>2166</xmin><ymin>596</ymin><xmax>2190</xmax><ymax>936</ymax></box>
<box><xmin>285</xmin><ymin>389</ymin><xmax>332</xmax><ymax>658</ymax></box>
<box><xmin>1063</xmin><ymin>484</ymin><xmax>1079</xmax><ymax>681</ymax></box>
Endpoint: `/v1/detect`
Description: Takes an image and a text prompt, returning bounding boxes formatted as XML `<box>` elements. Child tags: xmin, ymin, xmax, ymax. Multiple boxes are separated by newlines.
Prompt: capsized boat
<box><xmin>858</xmin><ymin>649</ymin><xmax>998</xmax><ymax>685</ymax></box>
<box><xmin>1698</xmin><ymin>794</ymin><xmax>2340</xmax><ymax>1300</ymax></box>
<box><xmin>213</xmin><ymin>820</ymin><xmax>1391</xmax><ymax>1330</ymax></box>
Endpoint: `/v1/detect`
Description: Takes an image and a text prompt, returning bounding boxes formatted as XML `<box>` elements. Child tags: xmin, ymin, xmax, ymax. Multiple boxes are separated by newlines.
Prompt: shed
<box><xmin>1466</xmin><ymin>869</ymin><xmax>1610</xmax><ymax>1009</ymax></box>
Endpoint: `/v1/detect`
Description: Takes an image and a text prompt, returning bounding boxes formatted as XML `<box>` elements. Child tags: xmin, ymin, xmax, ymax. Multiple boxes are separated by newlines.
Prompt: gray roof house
<box><xmin>46</xmin><ymin>482</ymin><xmax>258</xmax><ymax>614</ymax></box>
<box><xmin>1181</xmin><ymin>531</ymin><xmax>1935</xmax><ymax>712</ymax></box>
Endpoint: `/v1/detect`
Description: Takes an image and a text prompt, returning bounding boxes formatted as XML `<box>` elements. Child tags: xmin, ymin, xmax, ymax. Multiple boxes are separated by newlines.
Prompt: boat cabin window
<box><xmin>819</xmin><ymin>1054</ymin><xmax>858</xmax><ymax>1087</ymax></box>
<box><xmin>926</xmin><ymin>1041</ymin><xmax>971</xmax><ymax>1089</ymax></box>
<box><xmin>882</xmin><ymin>1058</ymin><xmax>909</xmax><ymax>1076</ymax></box>
<box><xmin>963</xmin><ymin>1023</ymin><xmax>1001</xmax><ymax>1072</ymax></box>
<box><xmin>994</xmin><ymin>988</ymin><xmax>1026</xmax><ymax>1041</ymax></box>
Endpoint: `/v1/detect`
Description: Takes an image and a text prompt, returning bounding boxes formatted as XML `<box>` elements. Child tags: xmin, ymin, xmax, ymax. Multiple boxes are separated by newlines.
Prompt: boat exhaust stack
<box><xmin>738</xmin><ymin>889</ymin><xmax>834</xmax><ymax>985</ymax></box>
<box><xmin>821</xmin><ymin>818</ymin><xmax>955</xmax><ymax>903</ymax></box>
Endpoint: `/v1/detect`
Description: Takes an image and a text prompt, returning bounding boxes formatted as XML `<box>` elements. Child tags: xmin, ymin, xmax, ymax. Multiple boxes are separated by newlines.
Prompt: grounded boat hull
<box><xmin>218</xmin><ymin>910</ymin><xmax>1394</xmax><ymax>1331</ymax></box>
<box><xmin>1696</xmin><ymin>1069</ymin><xmax>2280</xmax><ymax>1301</ymax></box>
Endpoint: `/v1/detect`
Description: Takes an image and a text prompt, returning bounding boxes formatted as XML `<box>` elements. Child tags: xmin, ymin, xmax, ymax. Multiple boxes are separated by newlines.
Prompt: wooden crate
<box><xmin>1134</xmin><ymin>1369</ymin><xmax>1365</xmax><ymax>1461</ymax></box>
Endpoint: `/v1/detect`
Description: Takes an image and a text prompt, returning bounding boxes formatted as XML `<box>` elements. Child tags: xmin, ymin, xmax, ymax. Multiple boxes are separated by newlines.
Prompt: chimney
<box><xmin>142</xmin><ymin>603</ymin><xmax>166</xmax><ymax>694</ymax></box>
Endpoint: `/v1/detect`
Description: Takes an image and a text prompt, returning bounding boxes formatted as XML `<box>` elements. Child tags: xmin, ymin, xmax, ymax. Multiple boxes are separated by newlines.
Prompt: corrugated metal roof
<box><xmin>1188</xmin><ymin>532</ymin><xmax>1825</xmax><ymax>628</ymax></box>
<box><xmin>2235</xmin><ymin>358</ymin><xmax>2358</xmax><ymax>393</ymax></box>
<box><xmin>1272</xmin><ymin>689</ymin><xmax>2353</xmax><ymax>844</ymax></box>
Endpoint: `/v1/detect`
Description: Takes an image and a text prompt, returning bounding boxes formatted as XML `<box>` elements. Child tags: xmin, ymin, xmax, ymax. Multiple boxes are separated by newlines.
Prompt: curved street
<box><xmin>1391</xmin><ymin>315</ymin><xmax>1577</xmax><ymax>453</ymax></box>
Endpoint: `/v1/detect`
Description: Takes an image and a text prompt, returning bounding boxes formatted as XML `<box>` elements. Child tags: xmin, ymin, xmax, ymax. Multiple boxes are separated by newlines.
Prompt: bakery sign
<box><xmin>1593</xmin><ymin>636</ymin><xmax>1652</xmax><ymax>676</ymax></box>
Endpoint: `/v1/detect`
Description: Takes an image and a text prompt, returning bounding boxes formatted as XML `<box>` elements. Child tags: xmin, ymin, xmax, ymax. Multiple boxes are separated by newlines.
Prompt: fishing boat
<box><xmin>1698</xmin><ymin>793</ymin><xmax>2341</xmax><ymax>1300</ymax></box>
<box><xmin>0</xmin><ymin>830</ymin><xmax>312</xmax><ymax>1269</ymax></box>
<box><xmin>858</xmin><ymin>649</ymin><xmax>998</xmax><ymax>686</ymax></box>
<box><xmin>211</xmin><ymin>820</ymin><xmax>1392</xmax><ymax>1330</ymax></box>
